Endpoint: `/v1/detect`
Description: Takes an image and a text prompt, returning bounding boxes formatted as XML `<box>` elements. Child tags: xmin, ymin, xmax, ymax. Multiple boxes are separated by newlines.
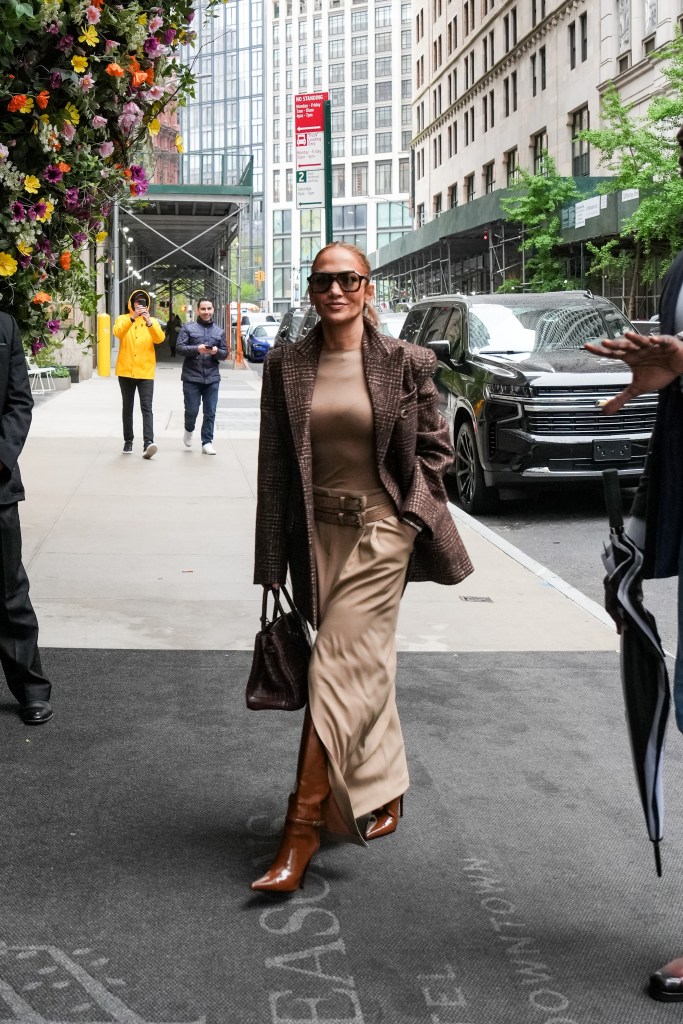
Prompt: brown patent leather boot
<box><xmin>364</xmin><ymin>795</ymin><xmax>404</xmax><ymax>841</ymax></box>
<box><xmin>251</xmin><ymin>711</ymin><xmax>330</xmax><ymax>893</ymax></box>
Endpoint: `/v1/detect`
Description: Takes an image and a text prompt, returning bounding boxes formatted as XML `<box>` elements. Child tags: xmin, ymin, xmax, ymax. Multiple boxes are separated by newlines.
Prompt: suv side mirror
<box><xmin>427</xmin><ymin>339</ymin><xmax>452</xmax><ymax>364</ymax></box>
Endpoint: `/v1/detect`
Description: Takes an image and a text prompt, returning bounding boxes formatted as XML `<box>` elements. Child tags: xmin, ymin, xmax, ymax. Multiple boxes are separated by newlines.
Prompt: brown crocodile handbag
<box><xmin>246</xmin><ymin>585</ymin><xmax>312</xmax><ymax>711</ymax></box>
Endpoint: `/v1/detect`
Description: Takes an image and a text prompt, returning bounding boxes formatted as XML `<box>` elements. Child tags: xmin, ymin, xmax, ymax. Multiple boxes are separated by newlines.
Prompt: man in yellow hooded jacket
<box><xmin>113</xmin><ymin>289</ymin><xmax>165</xmax><ymax>458</ymax></box>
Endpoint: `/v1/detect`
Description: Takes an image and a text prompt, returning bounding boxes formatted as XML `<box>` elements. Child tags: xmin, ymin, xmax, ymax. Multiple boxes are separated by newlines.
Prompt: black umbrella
<box><xmin>602</xmin><ymin>469</ymin><xmax>671</xmax><ymax>877</ymax></box>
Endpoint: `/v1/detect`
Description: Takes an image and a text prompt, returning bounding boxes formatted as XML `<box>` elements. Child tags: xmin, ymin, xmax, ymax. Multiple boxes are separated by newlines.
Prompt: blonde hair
<box><xmin>310</xmin><ymin>242</ymin><xmax>381</xmax><ymax>329</ymax></box>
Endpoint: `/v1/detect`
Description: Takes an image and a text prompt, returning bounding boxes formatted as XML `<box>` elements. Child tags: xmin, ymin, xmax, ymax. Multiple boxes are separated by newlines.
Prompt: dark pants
<box><xmin>183</xmin><ymin>381</ymin><xmax>220</xmax><ymax>444</ymax></box>
<box><xmin>0</xmin><ymin>503</ymin><xmax>50</xmax><ymax>705</ymax></box>
<box><xmin>119</xmin><ymin>377</ymin><xmax>154</xmax><ymax>446</ymax></box>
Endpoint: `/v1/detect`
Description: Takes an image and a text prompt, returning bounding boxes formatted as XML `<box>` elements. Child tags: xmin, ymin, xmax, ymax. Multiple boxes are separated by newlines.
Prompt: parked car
<box><xmin>629</xmin><ymin>317</ymin><xmax>660</xmax><ymax>335</ymax></box>
<box><xmin>379</xmin><ymin>312</ymin><xmax>408</xmax><ymax>339</ymax></box>
<box><xmin>244</xmin><ymin>322</ymin><xmax>280</xmax><ymax>362</ymax></box>
<box><xmin>231</xmin><ymin>311</ymin><xmax>278</xmax><ymax>343</ymax></box>
<box><xmin>399</xmin><ymin>292</ymin><xmax>659</xmax><ymax>513</ymax></box>
<box><xmin>274</xmin><ymin>305</ymin><xmax>320</xmax><ymax>345</ymax></box>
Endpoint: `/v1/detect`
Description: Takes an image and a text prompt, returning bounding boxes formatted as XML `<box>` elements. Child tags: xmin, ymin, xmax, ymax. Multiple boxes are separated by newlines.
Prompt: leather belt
<box><xmin>313</xmin><ymin>491</ymin><xmax>396</xmax><ymax>528</ymax></box>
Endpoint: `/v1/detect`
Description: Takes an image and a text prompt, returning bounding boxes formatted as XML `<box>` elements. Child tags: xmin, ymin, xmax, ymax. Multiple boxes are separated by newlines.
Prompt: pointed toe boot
<box><xmin>364</xmin><ymin>795</ymin><xmax>404</xmax><ymax>841</ymax></box>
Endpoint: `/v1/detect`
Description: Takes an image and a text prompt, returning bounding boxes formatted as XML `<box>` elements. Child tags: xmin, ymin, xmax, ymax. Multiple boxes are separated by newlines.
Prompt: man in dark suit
<box><xmin>586</xmin><ymin>124</ymin><xmax>683</xmax><ymax>1001</ymax></box>
<box><xmin>0</xmin><ymin>313</ymin><xmax>52</xmax><ymax>725</ymax></box>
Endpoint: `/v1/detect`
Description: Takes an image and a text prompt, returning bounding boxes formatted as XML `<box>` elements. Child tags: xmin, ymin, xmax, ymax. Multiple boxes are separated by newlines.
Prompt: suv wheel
<box><xmin>454</xmin><ymin>421</ymin><xmax>498</xmax><ymax>515</ymax></box>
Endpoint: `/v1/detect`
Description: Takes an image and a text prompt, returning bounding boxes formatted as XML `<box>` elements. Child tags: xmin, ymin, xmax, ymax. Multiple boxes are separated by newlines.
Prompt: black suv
<box><xmin>400</xmin><ymin>292</ymin><xmax>658</xmax><ymax>513</ymax></box>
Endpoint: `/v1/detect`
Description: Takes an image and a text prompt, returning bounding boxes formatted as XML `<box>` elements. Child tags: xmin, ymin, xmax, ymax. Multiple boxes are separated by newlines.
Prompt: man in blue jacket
<box><xmin>0</xmin><ymin>313</ymin><xmax>52</xmax><ymax>724</ymax></box>
<box><xmin>176</xmin><ymin>298</ymin><xmax>228</xmax><ymax>455</ymax></box>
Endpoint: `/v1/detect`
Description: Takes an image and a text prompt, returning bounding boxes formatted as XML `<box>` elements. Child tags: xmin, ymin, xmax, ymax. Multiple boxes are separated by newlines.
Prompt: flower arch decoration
<box><xmin>0</xmin><ymin>0</ymin><xmax>223</xmax><ymax>353</ymax></box>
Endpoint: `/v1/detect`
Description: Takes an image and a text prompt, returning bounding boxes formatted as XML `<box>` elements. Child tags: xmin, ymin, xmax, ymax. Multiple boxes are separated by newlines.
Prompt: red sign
<box><xmin>295</xmin><ymin>92</ymin><xmax>328</xmax><ymax>134</ymax></box>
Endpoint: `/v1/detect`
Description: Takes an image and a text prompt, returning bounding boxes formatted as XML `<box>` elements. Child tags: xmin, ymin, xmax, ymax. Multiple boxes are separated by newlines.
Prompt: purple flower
<box><xmin>99</xmin><ymin>141</ymin><xmax>114</xmax><ymax>158</ymax></box>
<box><xmin>30</xmin><ymin>339</ymin><xmax>45</xmax><ymax>355</ymax></box>
<box><xmin>36</xmin><ymin>238</ymin><xmax>52</xmax><ymax>254</ymax></box>
<box><xmin>91</xmin><ymin>115</ymin><xmax>107</xmax><ymax>129</ymax></box>
<box><xmin>27</xmin><ymin>208</ymin><xmax>37</xmax><ymax>221</ymax></box>
<box><xmin>43</xmin><ymin>164</ymin><xmax>63</xmax><ymax>184</ymax></box>
<box><xmin>47</xmin><ymin>319</ymin><xmax>61</xmax><ymax>334</ymax></box>
<box><xmin>187</xmin><ymin>8</ymin><xmax>196</xmax><ymax>23</ymax></box>
<box><xmin>10</xmin><ymin>201</ymin><xmax>25</xmax><ymax>222</ymax></box>
<box><xmin>46</xmin><ymin>21</ymin><xmax>60</xmax><ymax>35</ymax></box>
<box><xmin>162</xmin><ymin>28</ymin><xmax>176</xmax><ymax>45</ymax></box>
<box><xmin>72</xmin><ymin>231</ymin><xmax>87</xmax><ymax>246</ymax></box>
<box><xmin>49</xmin><ymin>71</ymin><xmax>63</xmax><ymax>90</ymax></box>
<box><xmin>143</xmin><ymin>36</ymin><xmax>163</xmax><ymax>59</ymax></box>
<box><xmin>17</xmin><ymin>254</ymin><xmax>31</xmax><ymax>270</ymax></box>
<box><xmin>55</xmin><ymin>34</ymin><xmax>74</xmax><ymax>52</ymax></box>
<box><xmin>117</xmin><ymin>101</ymin><xmax>142</xmax><ymax>135</ymax></box>
<box><xmin>64</xmin><ymin>187</ymin><xmax>80</xmax><ymax>211</ymax></box>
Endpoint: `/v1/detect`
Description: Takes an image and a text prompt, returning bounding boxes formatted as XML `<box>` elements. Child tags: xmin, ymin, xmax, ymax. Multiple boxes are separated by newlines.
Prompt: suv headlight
<box><xmin>484</xmin><ymin>381</ymin><xmax>532</xmax><ymax>399</ymax></box>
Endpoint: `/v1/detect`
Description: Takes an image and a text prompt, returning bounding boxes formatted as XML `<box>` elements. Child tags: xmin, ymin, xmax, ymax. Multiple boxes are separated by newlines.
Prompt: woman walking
<box><xmin>252</xmin><ymin>242</ymin><xmax>473</xmax><ymax>893</ymax></box>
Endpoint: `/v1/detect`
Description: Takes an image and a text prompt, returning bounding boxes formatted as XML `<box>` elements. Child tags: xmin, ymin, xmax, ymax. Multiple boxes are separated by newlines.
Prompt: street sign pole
<box><xmin>323</xmin><ymin>99</ymin><xmax>333</xmax><ymax>245</ymax></box>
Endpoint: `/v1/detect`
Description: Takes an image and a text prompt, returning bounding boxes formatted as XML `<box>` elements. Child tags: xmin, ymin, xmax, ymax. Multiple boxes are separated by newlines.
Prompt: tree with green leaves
<box><xmin>579</xmin><ymin>32</ymin><xmax>683</xmax><ymax>316</ymax></box>
<box><xmin>498</xmin><ymin>152</ymin><xmax>580</xmax><ymax>292</ymax></box>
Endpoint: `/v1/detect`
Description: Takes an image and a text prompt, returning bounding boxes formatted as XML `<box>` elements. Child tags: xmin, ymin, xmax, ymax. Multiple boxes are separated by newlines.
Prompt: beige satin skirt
<box><xmin>308</xmin><ymin>498</ymin><xmax>416</xmax><ymax>845</ymax></box>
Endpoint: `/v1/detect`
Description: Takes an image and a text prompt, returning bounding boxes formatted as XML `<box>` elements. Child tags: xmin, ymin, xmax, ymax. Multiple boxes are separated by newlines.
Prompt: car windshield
<box><xmin>468</xmin><ymin>302</ymin><xmax>630</xmax><ymax>355</ymax></box>
<box><xmin>253</xmin><ymin>325</ymin><xmax>279</xmax><ymax>339</ymax></box>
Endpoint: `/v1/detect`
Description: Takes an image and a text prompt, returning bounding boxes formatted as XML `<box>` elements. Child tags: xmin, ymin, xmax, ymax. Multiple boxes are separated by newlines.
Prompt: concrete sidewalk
<box><xmin>22</xmin><ymin>365</ymin><xmax>618</xmax><ymax>654</ymax></box>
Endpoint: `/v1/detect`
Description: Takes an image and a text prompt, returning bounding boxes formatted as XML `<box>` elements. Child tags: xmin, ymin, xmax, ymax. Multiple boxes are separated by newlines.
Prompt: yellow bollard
<box><xmin>97</xmin><ymin>313</ymin><xmax>111</xmax><ymax>377</ymax></box>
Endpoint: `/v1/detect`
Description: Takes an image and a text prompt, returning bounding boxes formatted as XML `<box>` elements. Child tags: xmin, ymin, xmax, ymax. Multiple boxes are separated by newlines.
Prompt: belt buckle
<box><xmin>338</xmin><ymin>510</ymin><xmax>365</xmax><ymax>527</ymax></box>
<box><xmin>340</xmin><ymin>495</ymin><xmax>364</xmax><ymax>512</ymax></box>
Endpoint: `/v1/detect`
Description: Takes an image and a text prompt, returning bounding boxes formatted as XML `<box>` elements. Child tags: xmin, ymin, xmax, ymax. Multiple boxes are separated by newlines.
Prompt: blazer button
<box><xmin>399</xmin><ymin>408</ymin><xmax>408</xmax><ymax>418</ymax></box>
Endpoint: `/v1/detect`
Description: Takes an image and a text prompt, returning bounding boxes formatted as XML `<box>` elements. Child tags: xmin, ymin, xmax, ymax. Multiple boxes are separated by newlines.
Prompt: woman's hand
<box><xmin>585</xmin><ymin>332</ymin><xmax>683</xmax><ymax>413</ymax></box>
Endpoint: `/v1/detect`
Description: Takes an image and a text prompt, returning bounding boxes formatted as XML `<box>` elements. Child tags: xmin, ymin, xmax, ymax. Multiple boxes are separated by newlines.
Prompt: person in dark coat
<box><xmin>176</xmin><ymin>298</ymin><xmax>228</xmax><ymax>455</ymax></box>
<box><xmin>251</xmin><ymin>242</ymin><xmax>473</xmax><ymax>894</ymax></box>
<box><xmin>166</xmin><ymin>313</ymin><xmax>182</xmax><ymax>358</ymax></box>
<box><xmin>0</xmin><ymin>313</ymin><xmax>52</xmax><ymax>725</ymax></box>
<box><xmin>585</xmin><ymin>123</ymin><xmax>683</xmax><ymax>1002</ymax></box>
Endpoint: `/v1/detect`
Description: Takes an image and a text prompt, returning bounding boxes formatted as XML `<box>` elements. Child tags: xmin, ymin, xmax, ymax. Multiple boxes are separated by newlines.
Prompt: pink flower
<box><xmin>147</xmin><ymin>85</ymin><xmax>165</xmax><ymax>102</ymax></box>
<box><xmin>62</xmin><ymin>122</ymin><xmax>76</xmax><ymax>143</ymax></box>
<box><xmin>85</xmin><ymin>5</ymin><xmax>101</xmax><ymax>23</ymax></box>
<box><xmin>149</xmin><ymin>15</ymin><xmax>163</xmax><ymax>32</ymax></box>
<box><xmin>117</xmin><ymin>101</ymin><xmax>142</xmax><ymax>135</ymax></box>
<box><xmin>80</xmin><ymin>74</ymin><xmax>95</xmax><ymax>91</ymax></box>
<box><xmin>105</xmin><ymin>38</ymin><xmax>119</xmax><ymax>53</ymax></box>
<box><xmin>91</xmin><ymin>115</ymin><xmax>107</xmax><ymax>129</ymax></box>
<box><xmin>99</xmin><ymin>141</ymin><xmax>114</xmax><ymax>158</ymax></box>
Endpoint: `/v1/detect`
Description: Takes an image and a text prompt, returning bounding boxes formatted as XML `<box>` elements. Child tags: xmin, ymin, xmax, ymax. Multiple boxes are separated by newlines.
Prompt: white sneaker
<box><xmin>183</xmin><ymin>430</ymin><xmax>193</xmax><ymax>447</ymax></box>
<box><xmin>142</xmin><ymin>442</ymin><xmax>157</xmax><ymax>460</ymax></box>
<box><xmin>202</xmin><ymin>442</ymin><xmax>216</xmax><ymax>455</ymax></box>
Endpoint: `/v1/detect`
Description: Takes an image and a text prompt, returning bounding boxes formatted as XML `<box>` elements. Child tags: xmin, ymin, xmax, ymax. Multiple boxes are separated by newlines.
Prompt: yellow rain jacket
<box><xmin>113</xmin><ymin>290</ymin><xmax>165</xmax><ymax>379</ymax></box>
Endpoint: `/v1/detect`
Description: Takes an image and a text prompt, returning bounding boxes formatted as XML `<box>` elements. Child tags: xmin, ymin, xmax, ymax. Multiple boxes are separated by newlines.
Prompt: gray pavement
<box><xmin>6</xmin><ymin>362</ymin><xmax>683</xmax><ymax>1024</ymax></box>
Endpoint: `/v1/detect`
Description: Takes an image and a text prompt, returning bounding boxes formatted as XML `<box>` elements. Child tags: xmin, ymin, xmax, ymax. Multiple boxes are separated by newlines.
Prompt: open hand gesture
<box><xmin>585</xmin><ymin>331</ymin><xmax>683</xmax><ymax>413</ymax></box>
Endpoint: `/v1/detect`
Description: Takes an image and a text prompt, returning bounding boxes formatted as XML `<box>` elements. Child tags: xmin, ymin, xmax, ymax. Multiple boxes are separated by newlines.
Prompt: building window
<box><xmin>506</xmin><ymin>147</ymin><xmax>518</xmax><ymax>185</ymax></box>
<box><xmin>376</xmin><ymin>57</ymin><xmax>392</xmax><ymax>77</ymax></box>
<box><xmin>532</xmin><ymin>129</ymin><xmax>548</xmax><ymax>174</ymax></box>
<box><xmin>332</xmin><ymin>164</ymin><xmax>345</xmax><ymax>198</ymax></box>
<box><xmin>402</xmin><ymin>103</ymin><xmax>411</xmax><ymax>127</ymax></box>
<box><xmin>465</xmin><ymin>173</ymin><xmax>475</xmax><ymax>202</ymax></box>
<box><xmin>531</xmin><ymin>53</ymin><xmax>537</xmax><ymax>97</ymax></box>
<box><xmin>331</xmin><ymin>111</ymin><xmax>345</xmax><ymax>133</ymax></box>
<box><xmin>511</xmin><ymin>6</ymin><xmax>517</xmax><ymax>44</ymax></box>
<box><xmin>376</xmin><ymin>161</ymin><xmax>392</xmax><ymax>194</ymax></box>
<box><xmin>580</xmin><ymin>12</ymin><xmax>587</xmax><ymax>61</ymax></box>
<box><xmin>540</xmin><ymin>45</ymin><xmax>546</xmax><ymax>90</ymax></box>
<box><xmin>328</xmin><ymin>12</ymin><xmax>343</xmax><ymax>33</ymax></box>
<box><xmin>352</xmin><ymin>36</ymin><xmax>368</xmax><ymax>55</ymax></box>
<box><xmin>484</xmin><ymin>161</ymin><xmax>495</xmax><ymax>193</ymax></box>
<box><xmin>401</xmin><ymin>29</ymin><xmax>411</xmax><ymax>49</ymax></box>
<box><xmin>571</xmin><ymin>105</ymin><xmax>589</xmax><ymax>175</ymax></box>
<box><xmin>329</xmin><ymin>87</ymin><xmax>345</xmax><ymax>107</ymax></box>
<box><xmin>448</xmin><ymin>183</ymin><xmax>458</xmax><ymax>208</ymax></box>
<box><xmin>332</xmin><ymin>203</ymin><xmax>367</xmax><ymax>251</ymax></box>
<box><xmin>352</xmin><ymin>84</ymin><xmax>368</xmax><ymax>104</ymax></box>
<box><xmin>376</xmin><ymin>31</ymin><xmax>392</xmax><ymax>52</ymax></box>
<box><xmin>352</xmin><ymin>135</ymin><xmax>368</xmax><ymax>155</ymax></box>
<box><xmin>504</xmin><ymin>76</ymin><xmax>510</xmax><ymax>116</ymax></box>
<box><xmin>512</xmin><ymin>70</ymin><xmax>517</xmax><ymax>110</ymax></box>
<box><xmin>351</xmin><ymin>9</ymin><xmax>367</xmax><ymax>31</ymax></box>
<box><xmin>489</xmin><ymin>90</ymin><xmax>494</xmax><ymax>127</ymax></box>
<box><xmin>352</xmin><ymin>60</ymin><xmax>368</xmax><ymax>80</ymax></box>
<box><xmin>330</xmin><ymin>63</ymin><xmax>344</xmax><ymax>82</ymax></box>
<box><xmin>376</xmin><ymin>106</ymin><xmax>392</xmax><ymax>128</ymax></box>
<box><xmin>417</xmin><ymin>203</ymin><xmax>425</xmax><ymax>226</ymax></box>
<box><xmin>331</xmin><ymin>137</ymin><xmax>345</xmax><ymax>157</ymax></box>
<box><xmin>375</xmin><ymin>5</ymin><xmax>391</xmax><ymax>28</ymax></box>
<box><xmin>399</xmin><ymin>158</ymin><xmax>410</xmax><ymax>192</ymax></box>
<box><xmin>298</xmin><ymin>68</ymin><xmax>307</xmax><ymax>89</ymax></box>
<box><xmin>644</xmin><ymin>34</ymin><xmax>655</xmax><ymax>55</ymax></box>
<box><xmin>569</xmin><ymin>21</ymin><xmax>576</xmax><ymax>69</ymax></box>
<box><xmin>376</xmin><ymin>131</ymin><xmax>392</xmax><ymax>152</ymax></box>
<box><xmin>329</xmin><ymin>39</ymin><xmax>344</xmax><ymax>59</ymax></box>
<box><xmin>433</xmin><ymin>192</ymin><xmax>442</xmax><ymax>217</ymax></box>
<box><xmin>286</xmin><ymin>168</ymin><xmax>293</xmax><ymax>202</ymax></box>
<box><xmin>313</xmin><ymin>65</ymin><xmax>322</xmax><ymax>86</ymax></box>
<box><xmin>273</xmin><ymin>170</ymin><xmax>280</xmax><ymax>203</ymax></box>
<box><xmin>352</xmin><ymin>109</ymin><xmax>368</xmax><ymax>130</ymax></box>
<box><xmin>376</xmin><ymin>81</ymin><xmax>392</xmax><ymax>101</ymax></box>
<box><xmin>618</xmin><ymin>52</ymin><xmax>631</xmax><ymax>74</ymax></box>
<box><xmin>401</xmin><ymin>130</ymin><xmax>411</xmax><ymax>150</ymax></box>
<box><xmin>352</xmin><ymin>163</ymin><xmax>368</xmax><ymax>195</ymax></box>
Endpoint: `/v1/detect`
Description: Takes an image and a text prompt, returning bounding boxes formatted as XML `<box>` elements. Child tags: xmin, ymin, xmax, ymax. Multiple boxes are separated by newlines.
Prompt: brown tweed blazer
<box><xmin>254</xmin><ymin>319</ymin><xmax>473</xmax><ymax>627</ymax></box>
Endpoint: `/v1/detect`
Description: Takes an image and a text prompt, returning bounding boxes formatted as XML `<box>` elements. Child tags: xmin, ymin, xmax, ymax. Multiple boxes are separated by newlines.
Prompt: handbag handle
<box><xmin>261</xmin><ymin>585</ymin><xmax>303</xmax><ymax>629</ymax></box>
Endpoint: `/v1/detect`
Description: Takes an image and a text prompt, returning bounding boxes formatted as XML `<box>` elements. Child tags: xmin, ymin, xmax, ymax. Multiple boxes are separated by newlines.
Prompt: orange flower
<box><xmin>105</xmin><ymin>63</ymin><xmax>125</xmax><ymax>77</ymax></box>
<box><xmin>131</xmin><ymin>71</ymin><xmax>148</xmax><ymax>88</ymax></box>
<box><xmin>127</xmin><ymin>56</ymin><xmax>141</xmax><ymax>74</ymax></box>
<box><xmin>32</xmin><ymin>291</ymin><xmax>52</xmax><ymax>305</ymax></box>
<box><xmin>145</xmin><ymin>67</ymin><xmax>154</xmax><ymax>85</ymax></box>
<box><xmin>57</xmin><ymin>161</ymin><xmax>71</xmax><ymax>173</ymax></box>
<box><xmin>59</xmin><ymin>252</ymin><xmax>71</xmax><ymax>271</ymax></box>
<box><xmin>35</xmin><ymin>90</ymin><xmax>50</xmax><ymax>110</ymax></box>
<box><xmin>8</xmin><ymin>94</ymin><xmax>28</xmax><ymax>113</ymax></box>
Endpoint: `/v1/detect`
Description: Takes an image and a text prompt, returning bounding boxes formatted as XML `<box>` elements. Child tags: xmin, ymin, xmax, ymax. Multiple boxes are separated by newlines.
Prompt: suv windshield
<box><xmin>468</xmin><ymin>302</ymin><xmax>631</xmax><ymax>355</ymax></box>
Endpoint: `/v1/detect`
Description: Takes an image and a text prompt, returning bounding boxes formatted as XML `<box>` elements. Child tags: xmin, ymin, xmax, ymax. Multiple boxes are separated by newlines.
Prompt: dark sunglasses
<box><xmin>308</xmin><ymin>271</ymin><xmax>369</xmax><ymax>293</ymax></box>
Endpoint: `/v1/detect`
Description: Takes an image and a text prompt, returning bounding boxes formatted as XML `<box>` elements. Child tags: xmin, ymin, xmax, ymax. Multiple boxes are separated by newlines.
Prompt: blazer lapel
<box><xmin>363</xmin><ymin>327</ymin><xmax>405</xmax><ymax>465</ymax></box>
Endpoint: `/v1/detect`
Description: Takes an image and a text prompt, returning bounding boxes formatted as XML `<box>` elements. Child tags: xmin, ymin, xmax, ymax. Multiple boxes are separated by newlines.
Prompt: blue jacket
<box><xmin>177</xmin><ymin>319</ymin><xmax>228</xmax><ymax>383</ymax></box>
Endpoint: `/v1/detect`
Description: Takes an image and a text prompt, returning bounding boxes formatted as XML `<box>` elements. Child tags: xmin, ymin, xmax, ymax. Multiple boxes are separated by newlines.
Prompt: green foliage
<box><xmin>0</xmin><ymin>0</ymin><xmax>226</xmax><ymax>354</ymax></box>
<box><xmin>499</xmin><ymin>153</ymin><xmax>580</xmax><ymax>291</ymax></box>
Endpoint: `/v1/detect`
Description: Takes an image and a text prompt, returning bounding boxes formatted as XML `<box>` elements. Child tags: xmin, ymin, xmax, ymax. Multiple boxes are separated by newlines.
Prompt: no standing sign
<box><xmin>295</xmin><ymin>92</ymin><xmax>328</xmax><ymax>209</ymax></box>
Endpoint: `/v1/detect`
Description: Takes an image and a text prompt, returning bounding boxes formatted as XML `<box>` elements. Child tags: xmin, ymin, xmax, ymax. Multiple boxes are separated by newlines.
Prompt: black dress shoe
<box><xmin>649</xmin><ymin>958</ymin><xmax>683</xmax><ymax>1002</ymax></box>
<box><xmin>19</xmin><ymin>700</ymin><xmax>53</xmax><ymax>725</ymax></box>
